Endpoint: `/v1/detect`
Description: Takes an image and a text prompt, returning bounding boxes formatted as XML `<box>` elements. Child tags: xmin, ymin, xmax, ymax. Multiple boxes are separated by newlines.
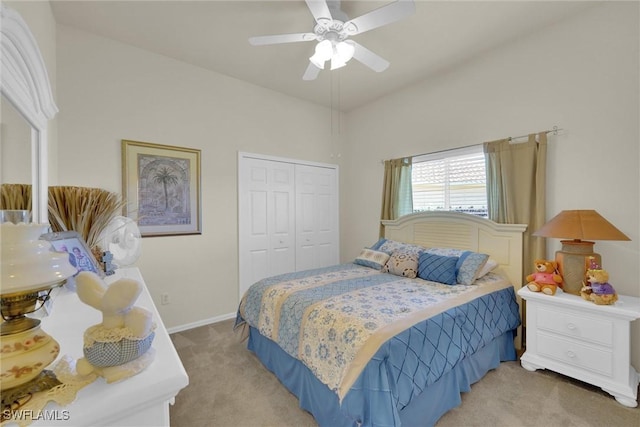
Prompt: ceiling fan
<box><xmin>249</xmin><ymin>0</ymin><xmax>415</xmax><ymax>81</ymax></box>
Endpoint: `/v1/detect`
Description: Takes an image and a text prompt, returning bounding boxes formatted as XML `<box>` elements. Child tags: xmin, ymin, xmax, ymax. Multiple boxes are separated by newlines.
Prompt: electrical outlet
<box><xmin>161</xmin><ymin>293</ymin><xmax>170</xmax><ymax>305</ymax></box>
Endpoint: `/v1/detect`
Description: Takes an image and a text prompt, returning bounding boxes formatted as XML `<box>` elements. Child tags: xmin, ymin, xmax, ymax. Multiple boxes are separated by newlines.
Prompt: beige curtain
<box><xmin>484</xmin><ymin>132</ymin><xmax>548</xmax><ymax>283</ymax></box>
<box><xmin>379</xmin><ymin>157</ymin><xmax>413</xmax><ymax>237</ymax></box>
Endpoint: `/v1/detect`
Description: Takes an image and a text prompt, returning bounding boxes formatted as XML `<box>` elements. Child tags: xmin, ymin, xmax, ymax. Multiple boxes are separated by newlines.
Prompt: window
<box><xmin>411</xmin><ymin>145</ymin><xmax>488</xmax><ymax>217</ymax></box>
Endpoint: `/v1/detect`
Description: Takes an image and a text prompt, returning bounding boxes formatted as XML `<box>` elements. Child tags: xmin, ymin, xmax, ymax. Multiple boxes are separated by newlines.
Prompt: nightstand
<box><xmin>517</xmin><ymin>287</ymin><xmax>640</xmax><ymax>407</ymax></box>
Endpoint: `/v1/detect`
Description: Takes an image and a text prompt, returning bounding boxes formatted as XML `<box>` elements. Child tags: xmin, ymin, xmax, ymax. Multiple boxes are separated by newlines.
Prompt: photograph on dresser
<box><xmin>40</xmin><ymin>231</ymin><xmax>103</xmax><ymax>277</ymax></box>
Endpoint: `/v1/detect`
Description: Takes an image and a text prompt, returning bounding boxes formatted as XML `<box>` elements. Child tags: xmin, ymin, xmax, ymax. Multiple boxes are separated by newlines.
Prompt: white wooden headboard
<box><xmin>382</xmin><ymin>211</ymin><xmax>527</xmax><ymax>287</ymax></box>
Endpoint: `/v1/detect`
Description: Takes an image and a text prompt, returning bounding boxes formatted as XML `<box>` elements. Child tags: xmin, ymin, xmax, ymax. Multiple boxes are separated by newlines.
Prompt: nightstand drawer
<box><xmin>537</xmin><ymin>307</ymin><xmax>612</xmax><ymax>347</ymax></box>
<box><xmin>537</xmin><ymin>332</ymin><xmax>613</xmax><ymax>376</ymax></box>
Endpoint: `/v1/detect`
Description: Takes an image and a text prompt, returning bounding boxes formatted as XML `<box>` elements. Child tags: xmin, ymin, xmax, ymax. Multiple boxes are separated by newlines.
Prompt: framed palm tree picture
<box><xmin>122</xmin><ymin>140</ymin><xmax>201</xmax><ymax>236</ymax></box>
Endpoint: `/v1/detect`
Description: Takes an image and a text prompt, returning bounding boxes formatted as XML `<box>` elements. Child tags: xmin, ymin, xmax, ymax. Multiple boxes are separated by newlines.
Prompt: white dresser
<box><xmin>518</xmin><ymin>287</ymin><xmax>640</xmax><ymax>407</ymax></box>
<box><xmin>31</xmin><ymin>268</ymin><xmax>189</xmax><ymax>426</ymax></box>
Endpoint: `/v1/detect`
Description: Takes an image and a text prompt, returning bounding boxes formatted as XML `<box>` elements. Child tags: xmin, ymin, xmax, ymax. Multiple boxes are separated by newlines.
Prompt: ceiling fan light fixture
<box><xmin>330</xmin><ymin>56</ymin><xmax>347</xmax><ymax>70</ymax></box>
<box><xmin>315</xmin><ymin>40</ymin><xmax>333</xmax><ymax>60</ymax></box>
<box><xmin>309</xmin><ymin>39</ymin><xmax>333</xmax><ymax>68</ymax></box>
<box><xmin>335</xmin><ymin>40</ymin><xmax>355</xmax><ymax>63</ymax></box>
<box><xmin>309</xmin><ymin>53</ymin><xmax>326</xmax><ymax>69</ymax></box>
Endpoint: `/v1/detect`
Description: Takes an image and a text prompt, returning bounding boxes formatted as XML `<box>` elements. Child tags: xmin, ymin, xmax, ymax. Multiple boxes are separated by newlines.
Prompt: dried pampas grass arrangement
<box><xmin>1</xmin><ymin>184</ymin><xmax>125</xmax><ymax>257</ymax></box>
<box><xmin>48</xmin><ymin>186</ymin><xmax>126</xmax><ymax>251</ymax></box>
<box><xmin>1</xmin><ymin>183</ymin><xmax>32</xmax><ymax>211</ymax></box>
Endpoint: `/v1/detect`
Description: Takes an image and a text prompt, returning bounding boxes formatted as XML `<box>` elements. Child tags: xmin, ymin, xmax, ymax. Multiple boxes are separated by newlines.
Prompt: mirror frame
<box><xmin>1</xmin><ymin>4</ymin><xmax>58</xmax><ymax>223</ymax></box>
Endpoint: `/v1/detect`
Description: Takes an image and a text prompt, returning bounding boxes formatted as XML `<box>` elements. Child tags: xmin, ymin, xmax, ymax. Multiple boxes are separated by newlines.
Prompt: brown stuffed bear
<box><xmin>526</xmin><ymin>259</ymin><xmax>563</xmax><ymax>296</ymax></box>
<box><xmin>581</xmin><ymin>268</ymin><xmax>618</xmax><ymax>305</ymax></box>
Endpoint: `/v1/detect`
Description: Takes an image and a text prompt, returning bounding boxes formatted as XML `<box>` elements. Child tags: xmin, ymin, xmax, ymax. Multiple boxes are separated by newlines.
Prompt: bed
<box><xmin>236</xmin><ymin>211</ymin><xmax>527</xmax><ymax>426</ymax></box>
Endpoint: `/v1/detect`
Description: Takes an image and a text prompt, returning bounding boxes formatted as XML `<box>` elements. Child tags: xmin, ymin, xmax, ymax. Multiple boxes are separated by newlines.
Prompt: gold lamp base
<box><xmin>556</xmin><ymin>240</ymin><xmax>600</xmax><ymax>295</ymax></box>
<box><xmin>1</xmin><ymin>370</ymin><xmax>61</xmax><ymax>415</ymax></box>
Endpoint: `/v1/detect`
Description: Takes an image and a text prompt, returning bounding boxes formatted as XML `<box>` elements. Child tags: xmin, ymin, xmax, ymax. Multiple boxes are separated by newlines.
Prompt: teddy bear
<box><xmin>75</xmin><ymin>271</ymin><xmax>156</xmax><ymax>383</ymax></box>
<box><xmin>581</xmin><ymin>267</ymin><xmax>618</xmax><ymax>305</ymax></box>
<box><xmin>526</xmin><ymin>259</ymin><xmax>563</xmax><ymax>295</ymax></box>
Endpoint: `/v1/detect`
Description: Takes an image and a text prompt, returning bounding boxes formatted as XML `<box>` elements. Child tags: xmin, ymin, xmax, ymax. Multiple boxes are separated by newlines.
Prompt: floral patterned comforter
<box><xmin>238</xmin><ymin>263</ymin><xmax>516</xmax><ymax>401</ymax></box>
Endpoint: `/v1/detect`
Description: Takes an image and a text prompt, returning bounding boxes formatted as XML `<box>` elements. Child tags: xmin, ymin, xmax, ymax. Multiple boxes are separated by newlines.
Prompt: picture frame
<box><xmin>40</xmin><ymin>230</ymin><xmax>104</xmax><ymax>277</ymax></box>
<box><xmin>122</xmin><ymin>140</ymin><xmax>201</xmax><ymax>237</ymax></box>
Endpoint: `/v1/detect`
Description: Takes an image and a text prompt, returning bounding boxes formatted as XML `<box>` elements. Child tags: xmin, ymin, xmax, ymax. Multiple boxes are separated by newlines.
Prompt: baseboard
<box><xmin>167</xmin><ymin>312</ymin><xmax>236</xmax><ymax>334</ymax></box>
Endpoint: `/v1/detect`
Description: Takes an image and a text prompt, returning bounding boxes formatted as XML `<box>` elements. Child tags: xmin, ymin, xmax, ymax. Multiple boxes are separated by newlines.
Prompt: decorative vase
<box><xmin>0</xmin><ymin>324</ymin><xmax>60</xmax><ymax>390</ymax></box>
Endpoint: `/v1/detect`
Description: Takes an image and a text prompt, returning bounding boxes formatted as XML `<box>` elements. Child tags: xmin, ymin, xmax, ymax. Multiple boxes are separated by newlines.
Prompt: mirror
<box><xmin>1</xmin><ymin>95</ymin><xmax>32</xmax><ymax>187</ymax></box>
<box><xmin>0</xmin><ymin>4</ymin><xmax>58</xmax><ymax>223</ymax></box>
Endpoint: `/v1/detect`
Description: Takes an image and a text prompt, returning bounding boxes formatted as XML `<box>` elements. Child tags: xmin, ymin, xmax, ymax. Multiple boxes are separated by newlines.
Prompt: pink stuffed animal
<box><xmin>526</xmin><ymin>259</ymin><xmax>563</xmax><ymax>296</ymax></box>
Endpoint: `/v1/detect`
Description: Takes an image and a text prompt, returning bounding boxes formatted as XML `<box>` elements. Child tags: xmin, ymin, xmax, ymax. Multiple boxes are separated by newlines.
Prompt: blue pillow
<box><xmin>369</xmin><ymin>238</ymin><xmax>387</xmax><ymax>251</ymax></box>
<box><xmin>418</xmin><ymin>253</ymin><xmax>459</xmax><ymax>285</ymax></box>
<box><xmin>424</xmin><ymin>247</ymin><xmax>490</xmax><ymax>285</ymax></box>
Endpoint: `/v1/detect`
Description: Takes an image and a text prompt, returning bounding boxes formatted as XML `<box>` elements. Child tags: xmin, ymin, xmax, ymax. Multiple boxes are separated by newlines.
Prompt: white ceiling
<box><xmin>50</xmin><ymin>1</ymin><xmax>596</xmax><ymax>112</ymax></box>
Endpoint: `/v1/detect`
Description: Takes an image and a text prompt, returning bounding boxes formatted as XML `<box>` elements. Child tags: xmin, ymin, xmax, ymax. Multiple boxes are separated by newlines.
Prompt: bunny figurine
<box><xmin>75</xmin><ymin>271</ymin><xmax>156</xmax><ymax>382</ymax></box>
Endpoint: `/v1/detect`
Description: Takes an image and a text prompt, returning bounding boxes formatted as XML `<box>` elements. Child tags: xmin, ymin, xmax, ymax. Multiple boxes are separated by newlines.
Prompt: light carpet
<box><xmin>169</xmin><ymin>319</ymin><xmax>639</xmax><ymax>427</ymax></box>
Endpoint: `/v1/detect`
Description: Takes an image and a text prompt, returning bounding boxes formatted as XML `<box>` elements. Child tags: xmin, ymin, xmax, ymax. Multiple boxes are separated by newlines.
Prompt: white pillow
<box><xmin>382</xmin><ymin>251</ymin><xmax>419</xmax><ymax>278</ymax></box>
<box><xmin>354</xmin><ymin>248</ymin><xmax>391</xmax><ymax>270</ymax></box>
<box><xmin>476</xmin><ymin>259</ymin><xmax>499</xmax><ymax>278</ymax></box>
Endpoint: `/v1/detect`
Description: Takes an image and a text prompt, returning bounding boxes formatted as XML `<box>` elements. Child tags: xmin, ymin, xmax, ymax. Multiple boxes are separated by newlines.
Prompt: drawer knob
<box><xmin>567</xmin><ymin>323</ymin><xmax>576</xmax><ymax>330</ymax></box>
<box><xmin>566</xmin><ymin>350</ymin><xmax>576</xmax><ymax>358</ymax></box>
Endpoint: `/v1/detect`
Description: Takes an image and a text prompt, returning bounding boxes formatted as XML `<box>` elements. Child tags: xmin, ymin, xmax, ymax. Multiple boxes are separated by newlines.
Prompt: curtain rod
<box><xmin>380</xmin><ymin>125</ymin><xmax>563</xmax><ymax>164</ymax></box>
<box><xmin>508</xmin><ymin>125</ymin><xmax>563</xmax><ymax>142</ymax></box>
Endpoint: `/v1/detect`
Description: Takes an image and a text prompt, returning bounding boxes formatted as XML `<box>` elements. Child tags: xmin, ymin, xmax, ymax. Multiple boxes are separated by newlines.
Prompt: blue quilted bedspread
<box><xmin>237</xmin><ymin>263</ymin><xmax>520</xmax><ymax>420</ymax></box>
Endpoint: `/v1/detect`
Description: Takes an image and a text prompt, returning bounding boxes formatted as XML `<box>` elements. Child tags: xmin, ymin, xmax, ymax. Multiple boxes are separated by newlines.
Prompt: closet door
<box><xmin>295</xmin><ymin>164</ymin><xmax>339</xmax><ymax>271</ymax></box>
<box><xmin>238</xmin><ymin>157</ymin><xmax>295</xmax><ymax>298</ymax></box>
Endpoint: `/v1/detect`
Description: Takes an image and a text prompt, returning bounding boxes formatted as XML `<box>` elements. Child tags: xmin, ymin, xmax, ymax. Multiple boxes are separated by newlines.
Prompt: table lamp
<box><xmin>0</xmin><ymin>211</ymin><xmax>77</xmax><ymax>407</ymax></box>
<box><xmin>533</xmin><ymin>210</ymin><xmax>630</xmax><ymax>295</ymax></box>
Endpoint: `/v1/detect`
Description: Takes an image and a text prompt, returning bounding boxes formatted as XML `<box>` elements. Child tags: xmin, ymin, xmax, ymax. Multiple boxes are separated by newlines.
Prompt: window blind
<box><xmin>411</xmin><ymin>145</ymin><xmax>487</xmax><ymax>217</ymax></box>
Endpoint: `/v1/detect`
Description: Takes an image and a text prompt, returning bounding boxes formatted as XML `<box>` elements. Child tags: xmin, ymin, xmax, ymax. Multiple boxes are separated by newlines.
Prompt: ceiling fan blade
<box><xmin>302</xmin><ymin>62</ymin><xmax>322</xmax><ymax>81</ymax></box>
<box><xmin>352</xmin><ymin>41</ymin><xmax>390</xmax><ymax>72</ymax></box>
<box><xmin>249</xmin><ymin>33</ymin><xmax>316</xmax><ymax>46</ymax></box>
<box><xmin>344</xmin><ymin>0</ymin><xmax>415</xmax><ymax>36</ymax></box>
<box><xmin>305</xmin><ymin>0</ymin><xmax>332</xmax><ymax>24</ymax></box>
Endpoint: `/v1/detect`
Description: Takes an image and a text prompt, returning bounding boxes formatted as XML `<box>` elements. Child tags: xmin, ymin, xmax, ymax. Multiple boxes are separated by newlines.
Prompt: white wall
<box><xmin>55</xmin><ymin>25</ymin><xmax>341</xmax><ymax>329</ymax></box>
<box><xmin>343</xmin><ymin>2</ymin><xmax>640</xmax><ymax>366</ymax></box>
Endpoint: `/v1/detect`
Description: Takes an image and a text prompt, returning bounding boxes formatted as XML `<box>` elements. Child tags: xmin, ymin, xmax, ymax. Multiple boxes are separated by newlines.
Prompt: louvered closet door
<box><xmin>238</xmin><ymin>158</ymin><xmax>295</xmax><ymax>298</ymax></box>
<box><xmin>295</xmin><ymin>164</ymin><xmax>338</xmax><ymax>272</ymax></box>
